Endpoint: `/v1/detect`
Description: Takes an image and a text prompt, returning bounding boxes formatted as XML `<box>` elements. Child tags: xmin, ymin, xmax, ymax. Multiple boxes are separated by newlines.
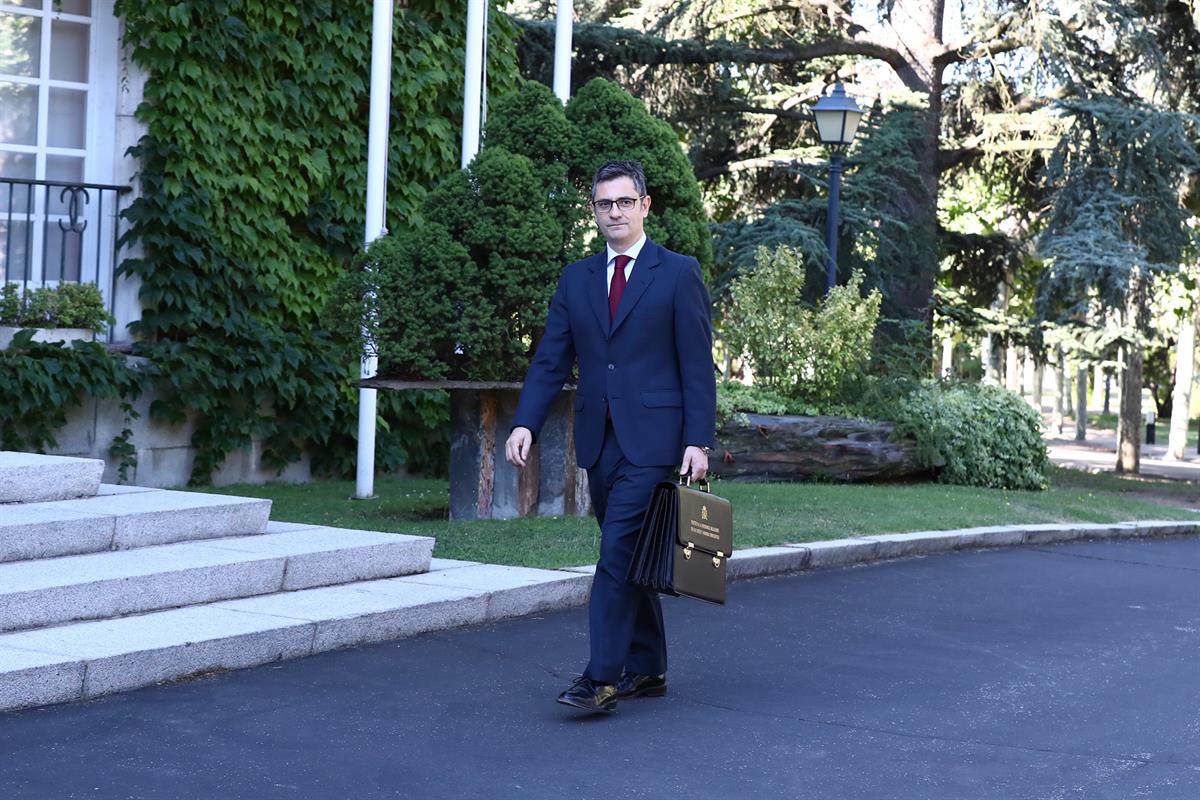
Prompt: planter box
<box><xmin>0</xmin><ymin>326</ymin><xmax>95</xmax><ymax>348</ymax></box>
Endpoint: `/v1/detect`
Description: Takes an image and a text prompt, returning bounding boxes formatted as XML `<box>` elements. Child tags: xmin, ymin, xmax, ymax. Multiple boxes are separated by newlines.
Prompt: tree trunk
<box><xmin>876</xmin><ymin>0</ymin><xmax>944</xmax><ymax>329</ymax></box>
<box><xmin>1075</xmin><ymin>364</ymin><xmax>1088</xmax><ymax>441</ymax></box>
<box><xmin>1051</xmin><ymin>347</ymin><xmax>1065</xmax><ymax>434</ymax></box>
<box><xmin>1032</xmin><ymin>358</ymin><xmax>1044</xmax><ymax>413</ymax></box>
<box><xmin>1113</xmin><ymin>346</ymin><xmax>1124</xmax><ymax>417</ymax></box>
<box><xmin>940</xmin><ymin>335</ymin><xmax>953</xmax><ymax>378</ymax></box>
<box><xmin>1166</xmin><ymin>300</ymin><xmax>1198</xmax><ymax>459</ymax></box>
<box><xmin>1116</xmin><ymin>344</ymin><xmax>1143</xmax><ymax>472</ymax></box>
<box><xmin>1063</xmin><ymin>352</ymin><xmax>1074</xmax><ymax>418</ymax></box>
<box><xmin>1006</xmin><ymin>342</ymin><xmax>1020</xmax><ymax>392</ymax></box>
<box><xmin>981</xmin><ymin>334</ymin><xmax>998</xmax><ymax>384</ymax></box>
<box><xmin>1027</xmin><ymin>350</ymin><xmax>1036</xmax><ymax>400</ymax></box>
<box><xmin>714</xmin><ymin>414</ymin><xmax>928</xmax><ymax>482</ymax></box>
<box><xmin>1116</xmin><ymin>273</ymin><xmax>1148</xmax><ymax>473</ymax></box>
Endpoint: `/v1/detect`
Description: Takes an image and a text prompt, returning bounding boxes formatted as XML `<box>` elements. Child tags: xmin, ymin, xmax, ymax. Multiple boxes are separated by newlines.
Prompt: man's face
<box><xmin>592</xmin><ymin>176</ymin><xmax>651</xmax><ymax>252</ymax></box>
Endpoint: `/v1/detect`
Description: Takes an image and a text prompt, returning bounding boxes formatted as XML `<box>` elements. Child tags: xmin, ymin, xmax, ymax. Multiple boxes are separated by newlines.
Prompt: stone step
<box><xmin>0</xmin><ymin>561</ymin><xmax>590</xmax><ymax>712</ymax></box>
<box><xmin>0</xmin><ymin>487</ymin><xmax>272</xmax><ymax>563</ymax></box>
<box><xmin>0</xmin><ymin>522</ymin><xmax>434</xmax><ymax>633</ymax></box>
<box><xmin>0</xmin><ymin>451</ymin><xmax>104</xmax><ymax>504</ymax></box>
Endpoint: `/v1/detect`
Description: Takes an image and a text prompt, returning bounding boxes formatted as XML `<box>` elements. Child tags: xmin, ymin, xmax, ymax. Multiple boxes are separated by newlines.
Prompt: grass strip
<box><xmin>191</xmin><ymin>467</ymin><xmax>1199</xmax><ymax>569</ymax></box>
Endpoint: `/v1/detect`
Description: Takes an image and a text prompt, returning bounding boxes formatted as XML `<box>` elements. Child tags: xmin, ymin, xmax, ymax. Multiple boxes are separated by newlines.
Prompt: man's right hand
<box><xmin>505</xmin><ymin>426</ymin><xmax>533</xmax><ymax>468</ymax></box>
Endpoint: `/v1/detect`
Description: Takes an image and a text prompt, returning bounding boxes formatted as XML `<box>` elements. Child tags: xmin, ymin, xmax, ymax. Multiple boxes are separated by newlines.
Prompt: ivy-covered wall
<box><xmin>110</xmin><ymin>0</ymin><xmax>521</xmax><ymax>483</ymax></box>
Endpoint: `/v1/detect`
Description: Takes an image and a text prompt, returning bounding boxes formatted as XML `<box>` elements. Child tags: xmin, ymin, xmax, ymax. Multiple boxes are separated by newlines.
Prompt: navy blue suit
<box><xmin>513</xmin><ymin>239</ymin><xmax>716</xmax><ymax>684</ymax></box>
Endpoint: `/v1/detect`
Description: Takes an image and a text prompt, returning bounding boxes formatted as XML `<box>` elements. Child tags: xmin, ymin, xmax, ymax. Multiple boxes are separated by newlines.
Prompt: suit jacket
<box><xmin>513</xmin><ymin>239</ymin><xmax>717</xmax><ymax>469</ymax></box>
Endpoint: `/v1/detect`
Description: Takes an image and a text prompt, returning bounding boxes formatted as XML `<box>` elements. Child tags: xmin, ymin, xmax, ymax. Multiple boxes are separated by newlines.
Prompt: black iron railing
<box><xmin>1</xmin><ymin>176</ymin><xmax>133</xmax><ymax>340</ymax></box>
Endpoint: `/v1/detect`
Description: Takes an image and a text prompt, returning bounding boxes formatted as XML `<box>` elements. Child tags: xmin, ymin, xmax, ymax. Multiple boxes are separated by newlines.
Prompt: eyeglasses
<box><xmin>590</xmin><ymin>196</ymin><xmax>644</xmax><ymax>213</ymax></box>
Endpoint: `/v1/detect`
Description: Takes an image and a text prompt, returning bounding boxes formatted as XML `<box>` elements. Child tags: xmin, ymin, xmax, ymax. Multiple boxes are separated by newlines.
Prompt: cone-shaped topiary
<box><xmin>328</xmin><ymin>78</ymin><xmax>713</xmax><ymax>380</ymax></box>
<box><xmin>566</xmin><ymin>78</ymin><xmax>714</xmax><ymax>279</ymax></box>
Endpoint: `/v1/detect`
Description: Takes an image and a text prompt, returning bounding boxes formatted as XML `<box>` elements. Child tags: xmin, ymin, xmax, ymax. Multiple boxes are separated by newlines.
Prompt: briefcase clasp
<box><xmin>713</xmin><ymin>551</ymin><xmax>724</xmax><ymax>569</ymax></box>
<box><xmin>678</xmin><ymin>476</ymin><xmax>711</xmax><ymax>493</ymax></box>
<box><xmin>683</xmin><ymin>542</ymin><xmax>694</xmax><ymax>559</ymax></box>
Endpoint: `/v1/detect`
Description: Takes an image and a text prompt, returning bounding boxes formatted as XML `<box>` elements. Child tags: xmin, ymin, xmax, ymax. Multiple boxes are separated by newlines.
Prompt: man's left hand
<box><xmin>680</xmin><ymin>446</ymin><xmax>709</xmax><ymax>483</ymax></box>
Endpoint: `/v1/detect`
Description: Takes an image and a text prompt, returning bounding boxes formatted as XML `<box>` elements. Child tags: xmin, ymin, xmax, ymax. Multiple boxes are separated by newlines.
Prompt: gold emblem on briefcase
<box><xmin>627</xmin><ymin>478</ymin><xmax>734</xmax><ymax>605</ymax></box>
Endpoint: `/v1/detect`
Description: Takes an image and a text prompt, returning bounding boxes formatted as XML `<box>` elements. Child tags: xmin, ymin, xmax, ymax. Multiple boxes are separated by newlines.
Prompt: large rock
<box><xmin>713</xmin><ymin>414</ymin><xmax>929</xmax><ymax>482</ymax></box>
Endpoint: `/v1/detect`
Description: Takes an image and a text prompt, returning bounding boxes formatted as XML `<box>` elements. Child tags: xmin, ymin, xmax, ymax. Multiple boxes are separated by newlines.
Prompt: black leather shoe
<box><xmin>557</xmin><ymin>677</ymin><xmax>618</xmax><ymax>713</ymax></box>
<box><xmin>616</xmin><ymin>672</ymin><xmax>667</xmax><ymax>699</ymax></box>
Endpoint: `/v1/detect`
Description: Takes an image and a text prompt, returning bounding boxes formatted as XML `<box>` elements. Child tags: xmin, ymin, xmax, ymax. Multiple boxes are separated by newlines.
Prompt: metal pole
<box><xmin>462</xmin><ymin>0</ymin><xmax>486</xmax><ymax>168</ymax></box>
<box><xmin>552</xmin><ymin>0</ymin><xmax>573</xmax><ymax>104</ymax></box>
<box><xmin>354</xmin><ymin>0</ymin><xmax>395</xmax><ymax>500</ymax></box>
<box><xmin>824</xmin><ymin>150</ymin><xmax>843</xmax><ymax>294</ymax></box>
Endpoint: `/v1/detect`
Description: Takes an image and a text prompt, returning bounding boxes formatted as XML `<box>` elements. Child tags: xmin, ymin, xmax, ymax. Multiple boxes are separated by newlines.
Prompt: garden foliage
<box><xmin>331</xmin><ymin>78</ymin><xmax>712</xmax><ymax>380</ymax></box>
<box><xmin>566</xmin><ymin>79</ymin><xmax>714</xmax><ymax>278</ymax></box>
<box><xmin>0</xmin><ymin>283</ymin><xmax>112</xmax><ymax>332</ymax></box>
<box><xmin>714</xmin><ymin>380</ymin><xmax>794</xmax><ymax>426</ymax></box>
<box><xmin>0</xmin><ymin>334</ymin><xmax>150</xmax><ymax>480</ymax></box>
<box><xmin>721</xmin><ymin>245</ymin><xmax>881</xmax><ymax>408</ymax></box>
<box><xmin>110</xmin><ymin>0</ymin><xmax>518</xmax><ymax>482</ymax></box>
<box><xmin>891</xmin><ymin>382</ymin><xmax>1050</xmax><ymax>491</ymax></box>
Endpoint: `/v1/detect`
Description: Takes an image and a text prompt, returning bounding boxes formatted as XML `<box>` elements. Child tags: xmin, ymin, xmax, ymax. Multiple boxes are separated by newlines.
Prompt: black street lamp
<box><xmin>811</xmin><ymin>83</ymin><xmax>864</xmax><ymax>294</ymax></box>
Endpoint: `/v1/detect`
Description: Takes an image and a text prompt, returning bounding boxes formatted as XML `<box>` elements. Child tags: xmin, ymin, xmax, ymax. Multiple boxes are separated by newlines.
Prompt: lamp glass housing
<box><xmin>812</xmin><ymin>84</ymin><xmax>864</xmax><ymax>146</ymax></box>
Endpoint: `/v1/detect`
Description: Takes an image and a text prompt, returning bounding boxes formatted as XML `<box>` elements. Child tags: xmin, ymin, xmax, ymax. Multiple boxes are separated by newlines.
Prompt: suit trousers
<box><xmin>583</xmin><ymin>419</ymin><xmax>675</xmax><ymax>684</ymax></box>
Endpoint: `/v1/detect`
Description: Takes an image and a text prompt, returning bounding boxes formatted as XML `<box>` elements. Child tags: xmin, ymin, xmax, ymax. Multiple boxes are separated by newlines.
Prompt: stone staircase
<box><xmin>0</xmin><ymin>452</ymin><xmax>591</xmax><ymax>713</ymax></box>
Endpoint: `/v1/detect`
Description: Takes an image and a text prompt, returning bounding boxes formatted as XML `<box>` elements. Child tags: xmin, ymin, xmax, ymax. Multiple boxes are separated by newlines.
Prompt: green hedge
<box><xmin>331</xmin><ymin>78</ymin><xmax>713</xmax><ymax>381</ymax></box>
<box><xmin>721</xmin><ymin>245</ymin><xmax>882</xmax><ymax>407</ymax></box>
<box><xmin>891</xmin><ymin>382</ymin><xmax>1049</xmax><ymax>491</ymax></box>
<box><xmin>0</xmin><ymin>284</ymin><xmax>113</xmax><ymax>332</ymax></box>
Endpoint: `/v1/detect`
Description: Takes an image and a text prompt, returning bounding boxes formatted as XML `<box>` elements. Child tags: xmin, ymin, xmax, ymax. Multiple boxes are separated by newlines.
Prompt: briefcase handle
<box><xmin>678</xmin><ymin>475</ymin><xmax>711</xmax><ymax>493</ymax></box>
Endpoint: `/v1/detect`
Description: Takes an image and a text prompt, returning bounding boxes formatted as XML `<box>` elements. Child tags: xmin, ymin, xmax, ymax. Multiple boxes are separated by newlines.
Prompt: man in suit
<box><xmin>505</xmin><ymin>159</ymin><xmax>716</xmax><ymax>713</ymax></box>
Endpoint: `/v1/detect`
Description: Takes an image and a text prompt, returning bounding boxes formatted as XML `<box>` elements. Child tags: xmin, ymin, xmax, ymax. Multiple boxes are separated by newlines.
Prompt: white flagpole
<box><xmin>462</xmin><ymin>0</ymin><xmax>486</xmax><ymax>167</ymax></box>
<box><xmin>354</xmin><ymin>0</ymin><xmax>394</xmax><ymax>500</ymax></box>
<box><xmin>552</xmin><ymin>0</ymin><xmax>573</xmax><ymax>103</ymax></box>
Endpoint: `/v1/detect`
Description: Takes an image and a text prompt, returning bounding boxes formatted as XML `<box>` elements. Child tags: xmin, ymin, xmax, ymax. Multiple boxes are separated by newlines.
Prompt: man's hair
<box><xmin>591</xmin><ymin>160</ymin><xmax>647</xmax><ymax>198</ymax></box>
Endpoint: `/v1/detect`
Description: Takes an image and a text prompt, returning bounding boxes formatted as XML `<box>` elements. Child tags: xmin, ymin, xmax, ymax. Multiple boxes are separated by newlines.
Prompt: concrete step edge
<box><xmin>0</xmin><ymin>563</ymin><xmax>589</xmax><ymax>713</ymax></box>
<box><xmin>0</xmin><ymin>527</ymin><xmax>435</xmax><ymax>633</ymax></box>
<box><xmin>0</xmin><ymin>452</ymin><xmax>104</xmax><ymax>504</ymax></box>
<box><xmin>1</xmin><ymin>489</ymin><xmax>274</xmax><ymax>563</ymax></box>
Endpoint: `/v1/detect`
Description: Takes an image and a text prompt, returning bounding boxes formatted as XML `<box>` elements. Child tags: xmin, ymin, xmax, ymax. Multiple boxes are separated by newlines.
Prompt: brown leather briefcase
<box><xmin>627</xmin><ymin>478</ymin><xmax>733</xmax><ymax>605</ymax></box>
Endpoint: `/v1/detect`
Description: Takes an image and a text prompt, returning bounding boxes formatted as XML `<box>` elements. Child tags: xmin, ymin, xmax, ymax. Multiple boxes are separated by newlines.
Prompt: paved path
<box><xmin>2</xmin><ymin>537</ymin><xmax>1198</xmax><ymax>800</ymax></box>
<box><xmin>1047</xmin><ymin>423</ymin><xmax>1200</xmax><ymax>481</ymax></box>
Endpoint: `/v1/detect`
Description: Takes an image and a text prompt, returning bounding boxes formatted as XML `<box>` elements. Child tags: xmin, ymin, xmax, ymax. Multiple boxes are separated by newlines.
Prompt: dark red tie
<box><xmin>610</xmin><ymin>254</ymin><xmax>631</xmax><ymax>321</ymax></box>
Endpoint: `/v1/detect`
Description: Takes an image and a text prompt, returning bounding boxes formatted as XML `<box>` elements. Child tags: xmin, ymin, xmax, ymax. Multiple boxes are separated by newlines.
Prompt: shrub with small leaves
<box><xmin>716</xmin><ymin>380</ymin><xmax>800</xmax><ymax>427</ymax></box>
<box><xmin>0</xmin><ymin>283</ymin><xmax>112</xmax><ymax>332</ymax></box>
<box><xmin>0</xmin><ymin>284</ymin><xmax>21</xmax><ymax>325</ymax></box>
<box><xmin>332</xmin><ymin>78</ymin><xmax>712</xmax><ymax>381</ymax></box>
<box><xmin>890</xmin><ymin>381</ymin><xmax>1049</xmax><ymax>491</ymax></box>
<box><xmin>566</xmin><ymin>78</ymin><xmax>714</xmax><ymax>278</ymax></box>
<box><xmin>722</xmin><ymin>245</ymin><xmax>881</xmax><ymax>408</ymax></box>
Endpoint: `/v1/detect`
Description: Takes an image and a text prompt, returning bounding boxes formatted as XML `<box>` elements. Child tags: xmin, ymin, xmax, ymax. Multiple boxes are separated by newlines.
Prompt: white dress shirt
<box><xmin>605</xmin><ymin>234</ymin><xmax>647</xmax><ymax>295</ymax></box>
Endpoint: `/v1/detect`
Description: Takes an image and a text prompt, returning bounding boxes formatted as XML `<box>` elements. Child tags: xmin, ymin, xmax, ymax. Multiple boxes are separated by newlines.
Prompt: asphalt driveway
<box><xmin>2</xmin><ymin>537</ymin><xmax>1198</xmax><ymax>800</ymax></box>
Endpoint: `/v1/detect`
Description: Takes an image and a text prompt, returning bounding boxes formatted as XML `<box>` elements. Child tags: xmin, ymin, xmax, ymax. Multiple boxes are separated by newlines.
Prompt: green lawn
<box><xmin>192</xmin><ymin>467</ymin><xmax>1200</xmax><ymax>569</ymax></box>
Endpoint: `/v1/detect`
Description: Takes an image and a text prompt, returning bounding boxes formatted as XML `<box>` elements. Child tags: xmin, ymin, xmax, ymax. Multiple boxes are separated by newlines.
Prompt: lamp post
<box><xmin>811</xmin><ymin>83</ymin><xmax>864</xmax><ymax>294</ymax></box>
